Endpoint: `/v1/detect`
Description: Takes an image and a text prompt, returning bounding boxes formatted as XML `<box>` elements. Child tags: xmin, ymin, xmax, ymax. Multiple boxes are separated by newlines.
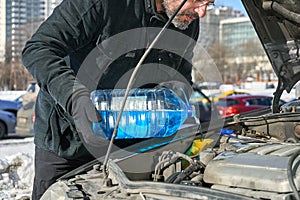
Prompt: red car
<box><xmin>215</xmin><ymin>95</ymin><xmax>286</xmax><ymax>118</ymax></box>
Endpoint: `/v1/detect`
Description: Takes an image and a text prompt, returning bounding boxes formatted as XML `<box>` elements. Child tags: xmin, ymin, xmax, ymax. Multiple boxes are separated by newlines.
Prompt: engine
<box><xmin>202</xmin><ymin>138</ymin><xmax>300</xmax><ymax>200</ymax></box>
<box><xmin>40</xmin><ymin>120</ymin><xmax>300</xmax><ymax>200</ymax></box>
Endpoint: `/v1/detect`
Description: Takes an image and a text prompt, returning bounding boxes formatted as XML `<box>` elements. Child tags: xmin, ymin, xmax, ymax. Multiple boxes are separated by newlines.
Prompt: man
<box><xmin>22</xmin><ymin>0</ymin><xmax>214</xmax><ymax>199</ymax></box>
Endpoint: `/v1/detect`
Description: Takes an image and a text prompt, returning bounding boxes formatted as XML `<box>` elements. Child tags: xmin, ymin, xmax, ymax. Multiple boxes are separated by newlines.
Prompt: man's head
<box><xmin>160</xmin><ymin>0</ymin><xmax>215</xmax><ymax>30</ymax></box>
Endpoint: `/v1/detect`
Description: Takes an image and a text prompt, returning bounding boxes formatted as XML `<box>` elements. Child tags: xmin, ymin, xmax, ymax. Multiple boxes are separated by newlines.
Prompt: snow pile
<box><xmin>0</xmin><ymin>138</ymin><xmax>34</xmax><ymax>200</ymax></box>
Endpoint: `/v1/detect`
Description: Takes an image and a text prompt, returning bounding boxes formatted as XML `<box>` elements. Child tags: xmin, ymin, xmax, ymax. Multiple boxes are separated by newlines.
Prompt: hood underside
<box><xmin>242</xmin><ymin>0</ymin><xmax>300</xmax><ymax>107</ymax></box>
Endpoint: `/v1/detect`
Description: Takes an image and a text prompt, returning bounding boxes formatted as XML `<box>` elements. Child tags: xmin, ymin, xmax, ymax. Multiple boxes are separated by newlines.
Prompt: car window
<box><xmin>245</xmin><ymin>98</ymin><xmax>272</xmax><ymax>106</ymax></box>
<box><xmin>260</xmin><ymin>98</ymin><xmax>272</xmax><ymax>106</ymax></box>
<box><xmin>216</xmin><ymin>99</ymin><xmax>239</xmax><ymax>107</ymax></box>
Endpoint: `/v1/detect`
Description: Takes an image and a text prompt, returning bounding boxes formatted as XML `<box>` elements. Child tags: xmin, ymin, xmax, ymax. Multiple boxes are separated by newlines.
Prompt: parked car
<box><xmin>14</xmin><ymin>95</ymin><xmax>24</xmax><ymax>108</ymax></box>
<box><xmin>0</xmin><ymin>99</ymin><xmax>21</xmax><ymax>117</ymax></box>
<box><xmin>41</xmin><ymin>1</ymin><xmax>300</xmax><ymax>199</ymax></box>
<box><xmin>215</xmin><ymin>95</ymin><xmax>286</xmax><ymax>118</ymax></box>
<box><xmin>0</xmin><ymin>110</ymin><xmax>16</xmax><ymax>139</ymax></box>
<box><xmin>190</xmin><ymin>86</ymin><xmax>221</xmax><ymax>122</ymax></box>
<box><xmin>16</xmin><ymin>82</ymin><xmax>39</xmax><ymax>135</ymax></box>
<box><xmin>209</xmin><ymin>89</ymin><xmax>250</xmax><ymax>103</ymax></box>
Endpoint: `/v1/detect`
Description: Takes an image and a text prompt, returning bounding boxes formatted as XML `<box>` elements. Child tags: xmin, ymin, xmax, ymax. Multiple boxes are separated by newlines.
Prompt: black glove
<box><xmin>71</xmin><ymin>94</ymin><xmax>102</xmax><ymax>135</ymax></box>
<box><xmin>68</xmin><ymin>91</ymin><xmax>113</xmax><ymax>158</ymax></box>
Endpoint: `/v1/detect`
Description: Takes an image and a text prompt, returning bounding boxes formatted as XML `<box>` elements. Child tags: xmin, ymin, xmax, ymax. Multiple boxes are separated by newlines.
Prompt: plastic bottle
<box><xmin>90</xmin><ymin>88</ymin><xmax>195</xmax><ymax>140</ymax></box>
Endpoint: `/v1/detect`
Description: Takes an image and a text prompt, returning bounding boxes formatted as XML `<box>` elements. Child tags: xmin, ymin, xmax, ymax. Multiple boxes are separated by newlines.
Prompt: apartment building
<box><xmin>0</xmin><ymin>0</ymin><xmax>62</xmax><ymax>63</ymax></box>
<box><xmin>0</xmin><ymin>0</ymin><xmax>6</xmax><ymax>63</ymax></box>
<box><xmin>219</xmin><ymin>17</ymin><xmax>272</xmax><ymax>81</ymax></box>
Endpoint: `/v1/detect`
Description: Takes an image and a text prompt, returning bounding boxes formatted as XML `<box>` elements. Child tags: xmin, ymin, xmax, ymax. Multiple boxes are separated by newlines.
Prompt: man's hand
<box><xmin>71</xmin><ymin>94</ymin><xmax>102</xmax><ymax>136</ymax></box>
<box><xmin>68</xmin><ymin>91</ymin><xmax>121</xmax><ymax>158</ymax></box>
<box><xmin>69</xmin><ymin>92</ymin><xmax>109</xmax><ymax>155</ymax></box>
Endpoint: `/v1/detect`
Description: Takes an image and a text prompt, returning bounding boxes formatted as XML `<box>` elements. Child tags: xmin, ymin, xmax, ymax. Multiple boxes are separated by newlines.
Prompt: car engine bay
<box><xmin>41</xmin><ymin>112</ymin><xmax>300</xmax><ymax>200</ymax></box>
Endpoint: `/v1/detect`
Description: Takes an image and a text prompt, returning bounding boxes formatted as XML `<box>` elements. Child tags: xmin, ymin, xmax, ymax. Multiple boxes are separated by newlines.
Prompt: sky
<box><xmin>216</xmin><ymin>0</ymin><xmax>247</xmax><ymax>15</ymax></box>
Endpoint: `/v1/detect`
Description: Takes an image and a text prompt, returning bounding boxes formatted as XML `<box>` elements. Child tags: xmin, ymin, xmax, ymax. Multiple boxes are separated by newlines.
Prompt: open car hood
<box><xmin>242</xmin><ymin>0</ymin><xmax>300</xmax><ymax>112</ymax></box>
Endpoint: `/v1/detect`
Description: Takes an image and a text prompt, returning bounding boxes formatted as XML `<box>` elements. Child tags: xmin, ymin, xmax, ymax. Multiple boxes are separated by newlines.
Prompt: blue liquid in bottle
<box><xmin>91</xmin><ymin>88</ymin><xmax>194</xmax><ymax>139</ymax></box>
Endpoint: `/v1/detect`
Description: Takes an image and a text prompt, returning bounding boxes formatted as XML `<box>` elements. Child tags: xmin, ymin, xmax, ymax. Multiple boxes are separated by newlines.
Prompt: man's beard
<box><xmin>162</xmin><ymin>1</ymin><xmax>198</xmax><ymax>30</ymax></box>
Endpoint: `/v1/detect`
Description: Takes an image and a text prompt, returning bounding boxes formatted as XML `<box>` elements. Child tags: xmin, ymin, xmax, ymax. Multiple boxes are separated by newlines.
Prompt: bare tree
<box><xmin>202</xmin><ymin>37</ymin><xmax>269</xmax><ymax>84</ymax></box>
<box><xmin>1</xmin><ymin>19</ymin><xmax>43</xmax><ymax>90</ymax></box>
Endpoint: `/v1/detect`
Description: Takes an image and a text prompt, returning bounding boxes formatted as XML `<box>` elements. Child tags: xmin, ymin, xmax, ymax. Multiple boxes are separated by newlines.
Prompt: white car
<box><xmin>16</xmin><ymin>82</ymin><xmax>39</xmax><ymax>135</ymax></box>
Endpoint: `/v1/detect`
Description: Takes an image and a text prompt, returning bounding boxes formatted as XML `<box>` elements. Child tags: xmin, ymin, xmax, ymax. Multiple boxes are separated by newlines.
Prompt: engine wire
<box><xmin>153</xmin><ymin>150</ymin><xmax>195</xmax><ymax>182</ymax></box>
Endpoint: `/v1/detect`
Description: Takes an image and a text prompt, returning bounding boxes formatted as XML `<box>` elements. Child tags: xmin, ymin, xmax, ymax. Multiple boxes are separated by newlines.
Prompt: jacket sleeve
<box><xmin>22</xmin><ymin>0</ymin><xmax>104</xmax><ymax>112</ymax></box>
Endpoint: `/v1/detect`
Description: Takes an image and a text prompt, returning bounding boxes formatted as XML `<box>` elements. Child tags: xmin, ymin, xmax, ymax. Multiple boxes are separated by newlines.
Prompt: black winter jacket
<box><xmin>22</xmin><ymin>0</ymin><xmax>199</xmax><ymax>159</ymax></box>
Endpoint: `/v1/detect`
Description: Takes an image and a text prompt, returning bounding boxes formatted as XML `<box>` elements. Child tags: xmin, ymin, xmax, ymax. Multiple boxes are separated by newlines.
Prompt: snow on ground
<box><xmin>0</xmin><ymin>137</ymin><xmax>34</xmax><ymax>200</ymax></box>
<box><xmin>0</xmin><ymin>91</ymin><xmax>35</xmax><ymax>199</ymax></box>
